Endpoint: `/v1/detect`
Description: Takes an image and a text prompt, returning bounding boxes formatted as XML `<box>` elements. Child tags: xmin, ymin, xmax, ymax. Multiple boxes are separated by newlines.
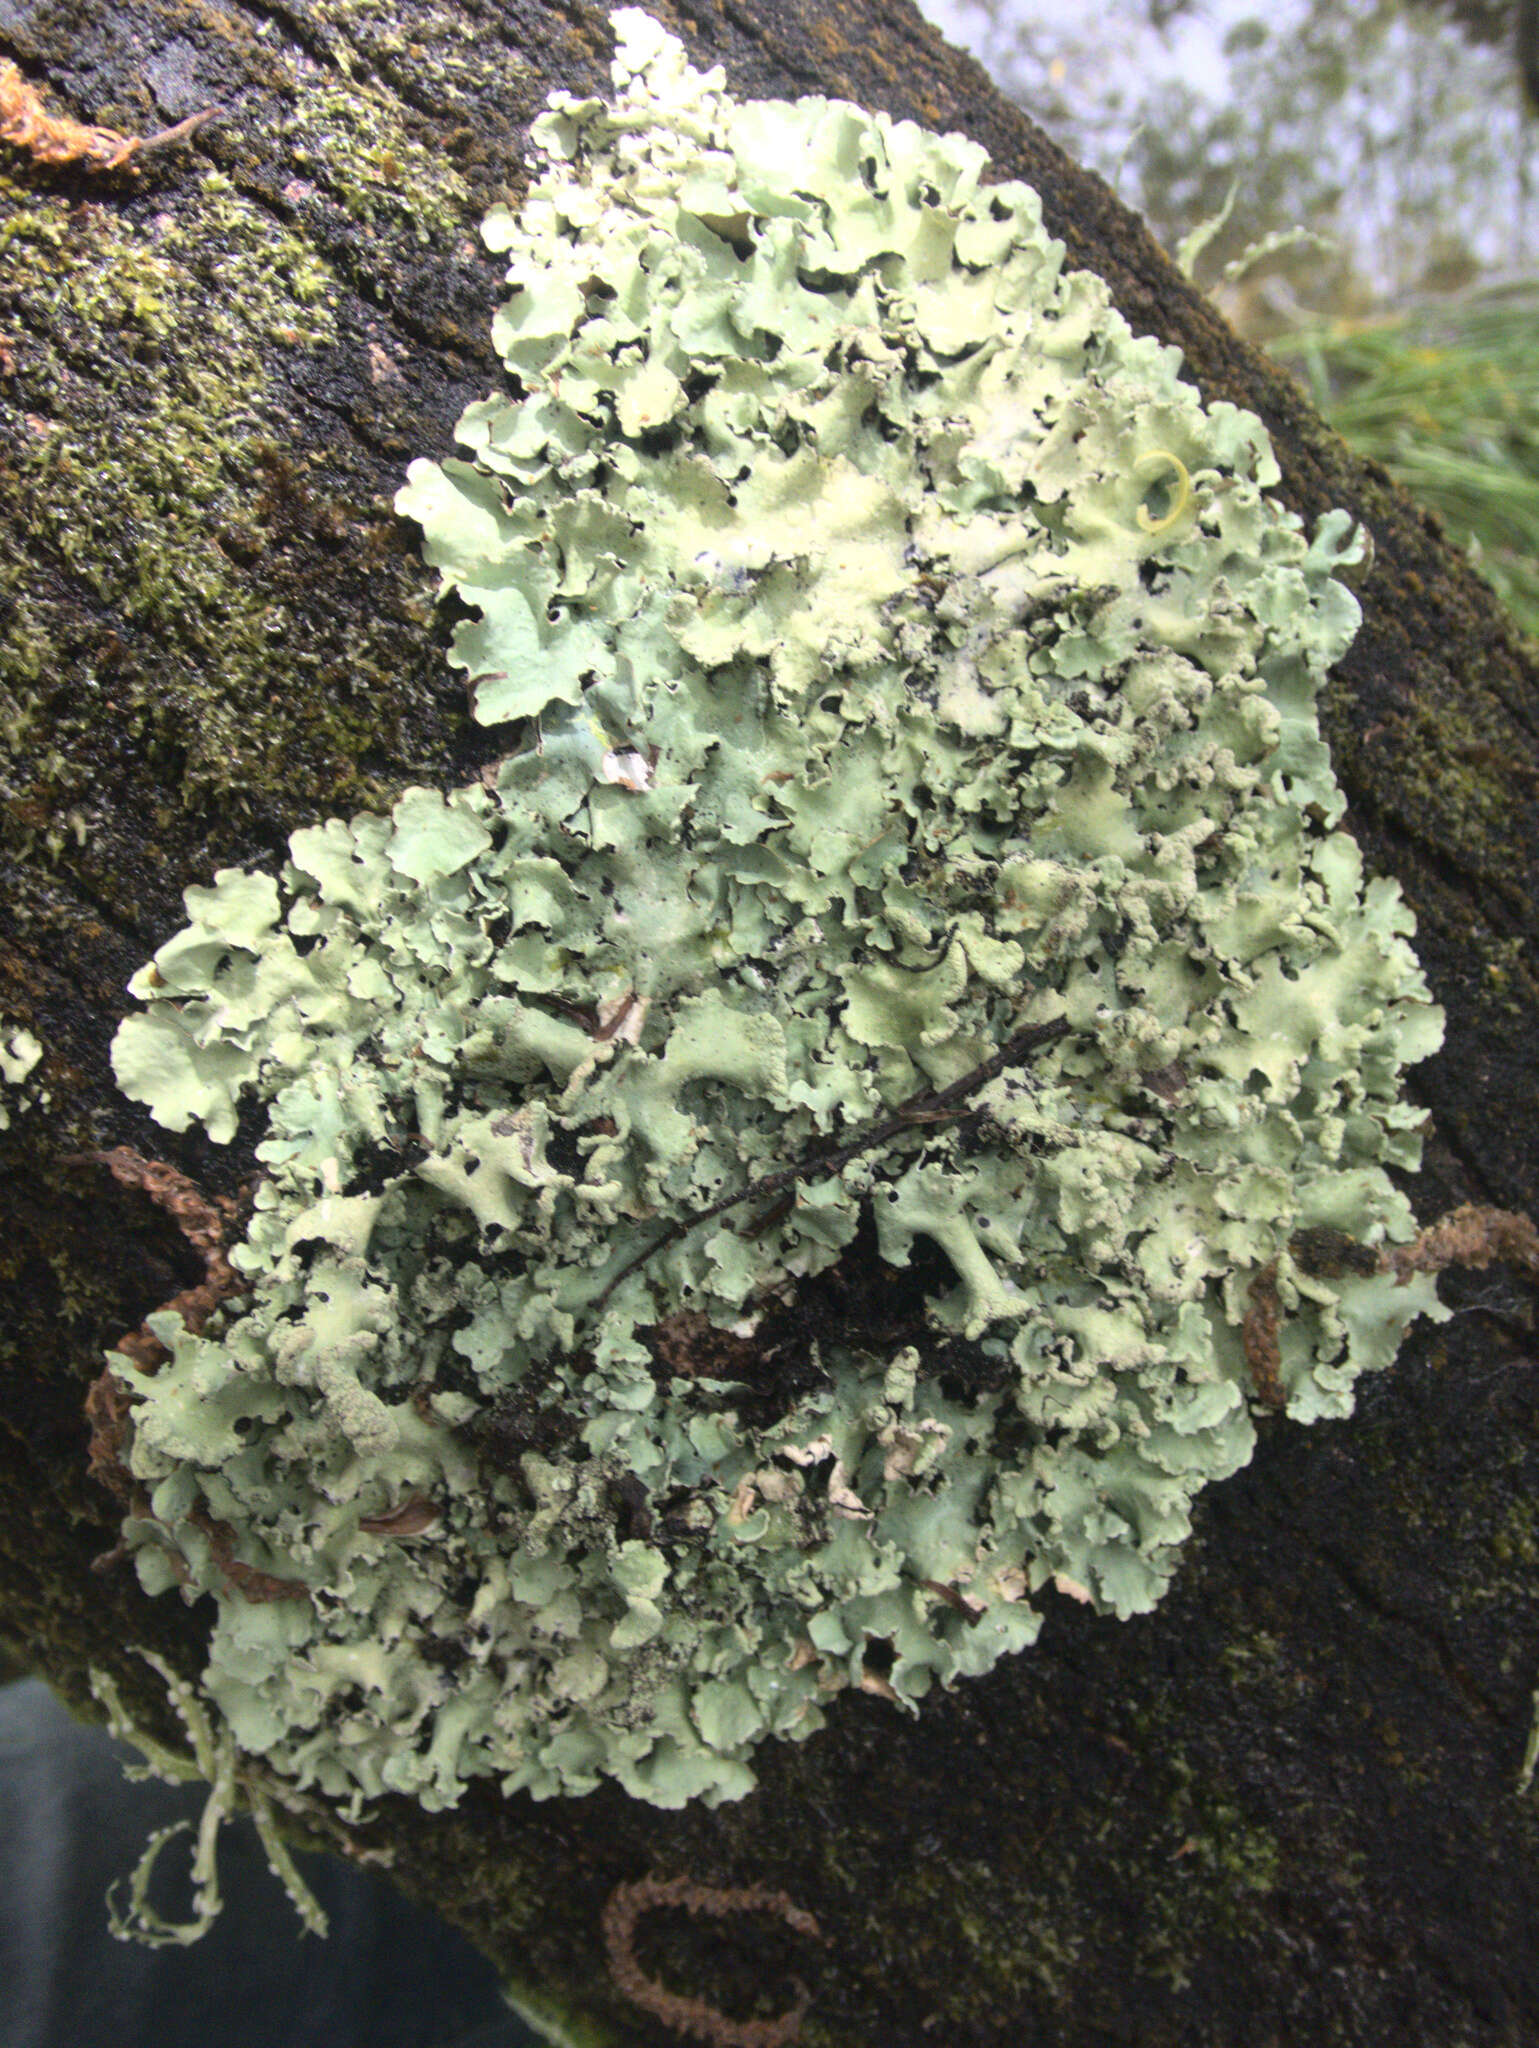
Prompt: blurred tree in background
<box><xmin>929</xmin><ymin>0</ymin><xmax>1536</xmax><ymax>306</ymax></box>
<box><xmin>927</xmin><ymin>0</ymin><xmax>1539</xmax><ymax>632</ymax></box>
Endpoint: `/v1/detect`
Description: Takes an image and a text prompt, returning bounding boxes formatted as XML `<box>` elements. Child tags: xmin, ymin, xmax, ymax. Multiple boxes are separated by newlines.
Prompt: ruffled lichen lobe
<box><xmin>106</xmin><ymin>10</ymin><xmax>1444</xmax><ymax>1815</ymax></box>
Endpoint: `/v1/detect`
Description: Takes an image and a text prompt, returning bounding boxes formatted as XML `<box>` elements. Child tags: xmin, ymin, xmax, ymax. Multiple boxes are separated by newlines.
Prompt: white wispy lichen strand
<box><xmin>108</xmin><ymin>10</ymin><xmax>1443</xmax><ymax>1813</ymax></box>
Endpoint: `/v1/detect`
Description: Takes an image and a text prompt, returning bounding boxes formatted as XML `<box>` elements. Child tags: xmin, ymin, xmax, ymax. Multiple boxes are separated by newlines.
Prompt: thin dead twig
<box><xmin>1</xmin><ymin>60</ymin><xmax>218</xmax><ymax>173</ymax></box>
<box><xmin>599</xmin><ymin>1015</ymin><xmax>1072</xmax><ymax>1308</ymax></box>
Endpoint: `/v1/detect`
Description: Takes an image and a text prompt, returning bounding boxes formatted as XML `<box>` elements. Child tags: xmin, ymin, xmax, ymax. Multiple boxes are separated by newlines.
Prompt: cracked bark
<box><xmin>1</xmin><ymin>2</ymin><xmax>1537</xmax><ymax>2042</ymax></box>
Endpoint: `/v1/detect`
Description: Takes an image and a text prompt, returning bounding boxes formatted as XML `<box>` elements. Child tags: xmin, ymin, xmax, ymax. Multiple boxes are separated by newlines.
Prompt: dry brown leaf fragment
<box><xmin>357</xmin><ymin>1497</ymin><xmax>441</xmax><ymax>1538</ymax></box>
<box><xmin>0</xmin><ymin>60</ymin><xmax>218</xmax><ymax>173</ymax></box>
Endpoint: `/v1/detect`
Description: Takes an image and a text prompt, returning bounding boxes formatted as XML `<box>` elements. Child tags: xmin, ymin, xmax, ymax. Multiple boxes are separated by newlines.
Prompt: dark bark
<box><xmin>1</xmin><ymin>1</ymin><xmax>1537</xmax><ymax>2042</ymax></box>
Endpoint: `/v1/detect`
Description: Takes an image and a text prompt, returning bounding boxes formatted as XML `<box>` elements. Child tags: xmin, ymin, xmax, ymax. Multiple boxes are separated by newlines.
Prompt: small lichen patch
<box><xmin>106</xmin><ymin>11</ymin><xmax>1445</xmax><ymax>1815</ymax></box>
<box><xmin>0</xmin><ymin>1019</ymin><xmax>44</xmax><ymax>1129</ymax></box>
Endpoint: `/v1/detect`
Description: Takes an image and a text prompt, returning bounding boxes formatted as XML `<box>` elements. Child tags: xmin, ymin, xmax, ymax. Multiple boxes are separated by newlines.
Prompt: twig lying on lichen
<box><xmin>599</xmin><ymin>1016</ymin><xmax>1072</xmax><ymax>1307</ymax></box>
<box><xmin>602</xmin><ymin>1874</ymin><xmax>821</xmax><ymax>2047</ymax></box>
<box><xmin>0</xmin><ymin>60</ymin><xmax>218</xmax><ymax>173</ymax></box>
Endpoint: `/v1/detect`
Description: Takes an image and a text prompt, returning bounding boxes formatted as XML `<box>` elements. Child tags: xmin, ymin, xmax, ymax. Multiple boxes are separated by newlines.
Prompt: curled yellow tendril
<box><xmin>1135</xmin><ymin>450</ymin><xmax>1193</xmax><ymax>535</ymax></box>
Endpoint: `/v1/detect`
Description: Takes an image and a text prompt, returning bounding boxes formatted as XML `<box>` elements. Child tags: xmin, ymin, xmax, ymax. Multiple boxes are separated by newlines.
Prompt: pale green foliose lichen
<box><xmin>107</xmin><ymin>10</ymin><xmax>1445</xmax><ymax>1813</ymax></box>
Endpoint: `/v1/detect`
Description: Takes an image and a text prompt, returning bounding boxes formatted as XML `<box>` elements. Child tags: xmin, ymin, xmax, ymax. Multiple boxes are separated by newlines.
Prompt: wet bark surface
<box><xmin>1</xmin><ymin>1</ymin><xmax>1537</xmax><ymax>2041</ymax></box>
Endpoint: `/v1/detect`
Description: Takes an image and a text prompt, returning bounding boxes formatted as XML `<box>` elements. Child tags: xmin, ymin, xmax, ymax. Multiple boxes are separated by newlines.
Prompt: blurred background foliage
<box><xmin>923</xmin><ymin>0</ymin><xmax>1539</xmax><ymax>636</ymax></box>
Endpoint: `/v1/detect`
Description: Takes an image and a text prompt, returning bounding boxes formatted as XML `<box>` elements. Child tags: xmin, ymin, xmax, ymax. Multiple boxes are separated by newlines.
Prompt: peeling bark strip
<box><xmin>1383</xmin><ymin>1203</ymin><xmax>1539</xmax><ymax>1285</ymax></box>
<box><xmin>1242</xmin><ymin>1260</ymin><xmax>1286</xmax><ymax>1410</ymax></box>
<box><xmin>602</xmin><ymin>1874</ymin><xmax>822</xmax><ymax>2047</ymax></box>
<box><xmin>83</xmin><ymin>1367</ymin><xmax>139</xmax><ymax>1515</ymax></box>
<box><xmin>71</xmin><ymin>1147</ymin><xmax>245</xmax><ymax>1369</ymax></box>
<box><xmin>1245</xmin><ymin>1209</ymin><xmax>1538</xmax><ymax>1413</ymax></box>
<box><xmin>186</xmin><ymin>1503</ymin><xmax>310</xmax><ymax>1605</ymax></box>
<box><xmin>0</xmin><ymin>60</ymin><xmax>217</xmax><ymax>172</ymax></box>
<box><xmin>85</xmin><ymin>1146</ymin><xmax>232</xmax><ymax>1265</ymax></box>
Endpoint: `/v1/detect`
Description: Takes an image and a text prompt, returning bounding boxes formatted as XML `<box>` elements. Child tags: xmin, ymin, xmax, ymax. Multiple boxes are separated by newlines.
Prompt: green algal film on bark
<box><xmin>108</xmin><ymin>9</ymin><xmax>1444</xmax><ymax>1813</ymax></box>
